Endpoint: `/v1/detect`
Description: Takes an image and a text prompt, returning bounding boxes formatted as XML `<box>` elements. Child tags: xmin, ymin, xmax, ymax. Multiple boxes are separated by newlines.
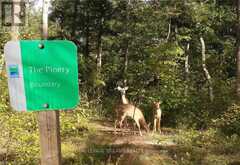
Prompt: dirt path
<box><xmin>92</xmin><ymin>119</ymin><xmax>176</xmax><ymax>147</ymax></box>
<box><xmin>60</xmin><ymin>119</ymin><xmax>240</xmax><ymax>165</ymax></box>
<box><xmin>61</xmin><ymin>119</ymin><xmax>179</xmax><ymax>165</ymax></box>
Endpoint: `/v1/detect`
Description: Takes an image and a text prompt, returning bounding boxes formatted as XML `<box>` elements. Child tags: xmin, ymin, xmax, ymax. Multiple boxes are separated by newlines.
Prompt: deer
<box><xmin>152</xmin><ymin>101</ymin><xmax>162</xmax><ymax>134</ymax></box>
<box><xmin>114</xmin><ymin>86</ymin><xmax>149</xmax><ymax>136</ymax></box>
<box><xmin>114</xmin><ymin>104</ymin><xmax>149</xmax><ymax>136</ymax></box>
<box><xmin>115</xmin><ymin>86</ymin><xmax>130</xmax><ymax>129</ymax></box>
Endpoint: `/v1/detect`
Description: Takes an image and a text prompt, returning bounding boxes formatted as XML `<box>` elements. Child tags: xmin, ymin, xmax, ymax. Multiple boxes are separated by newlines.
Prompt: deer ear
<box><xmin>117</xmin><ymin>86</ymin><xmax>122</xmax><ymax>91</ymax></box>
<box><xmin>124</xmin><ymin>86</ymin><xmax>128</xmax><ymax>90</ymax></box>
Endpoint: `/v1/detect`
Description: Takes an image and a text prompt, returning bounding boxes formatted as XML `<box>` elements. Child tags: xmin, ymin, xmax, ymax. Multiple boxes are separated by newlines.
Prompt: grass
<box><xmin>1</xmin><ymin>111</ymin><xmax>240</xmax><ymax>165</ymax></box>
<box><xmin>60</xmin><ymin>121</ymin><xmax>240</xmax><ymax>165</ymax></box>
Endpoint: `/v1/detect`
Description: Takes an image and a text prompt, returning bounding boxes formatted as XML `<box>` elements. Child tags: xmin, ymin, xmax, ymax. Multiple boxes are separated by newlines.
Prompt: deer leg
<box><xmin>119</xmin><ymin>115</ymin><xmax>126</xmax><ymax>128</ymax></box>
<box><xmin>158</xmin><ymin>118</ymin><xmax>161</xmax><ymax>134</ymax></box>
<box><xmin>124</xmin><ymin>119</ymin><xmax>131</xmax><ymax>130</ymax></box>
<box><xmin>133</xmin><ymin>123</ymin><xmax>137</xmax><ymax>135</ymax></box>
<box><xmin>119</xmin><ymin>115</ymin><xmax>126</xmax><ymax>135</ymax></box>
<box><xmin>135</xmin><ymin>121</ymin><xmax>142</xmax><ymax>136</ymax></box>
<box><xmin>153</xmin><ymin>118</ymin><xmax>157</xmax><ymax>133</ymax></box>
<box><xmin>114</xmin><ymin>119</ymin><xmax>118</xmax><ymax>134</ymax></box>
<box><xmin>123</xmin><ymin>119</ymin><xmax>127</xmax><ymax>129</ymax></box>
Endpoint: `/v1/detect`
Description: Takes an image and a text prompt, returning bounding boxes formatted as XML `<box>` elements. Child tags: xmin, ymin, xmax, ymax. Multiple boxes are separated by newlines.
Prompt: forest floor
<box><xmin>61</xmin><ymin>119</ymin><xmax>178</xmax><ymax>164</ymax></box>
<box><xmin>61</xmin><ymin>119</ymin><xmax>240</xmax><ymax>165</ymax></box>
<box><xmin>1</xmin><ymin>115</ymin><xmax>240</xmax><ymax>165</ymax></box>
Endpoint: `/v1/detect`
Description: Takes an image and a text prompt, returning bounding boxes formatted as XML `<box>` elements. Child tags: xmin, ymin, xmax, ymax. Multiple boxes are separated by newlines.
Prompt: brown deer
<box><xmin>114</xmin><ymin>86</ymin><xmax>149</xmax><ymax>136</ymax></box>
<box><xmin>115</xmin><ymin>86</ymin><xmax>130</xmax><ymax>129</ymax></box>
<box><xmin>152</xmin><ymin>101</ymin><xmax>162</xmax><ymax>134</ymax></box>
<box><xmin>114</xmin><ymin>104</ymin><xmax>149</xmax><ymax>136</ymax></box>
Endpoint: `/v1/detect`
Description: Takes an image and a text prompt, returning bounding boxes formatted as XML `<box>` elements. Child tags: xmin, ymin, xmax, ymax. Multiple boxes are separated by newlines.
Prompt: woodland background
<box><xmin>0</xmin><ymin>0</ymin><xmax>240</xmax><ymax>164</ymax></box>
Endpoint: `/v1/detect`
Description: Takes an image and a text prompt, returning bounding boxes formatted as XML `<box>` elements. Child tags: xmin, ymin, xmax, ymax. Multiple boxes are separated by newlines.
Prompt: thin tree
<box><xmin>200</xmin><ymin>37</ymin><xmax>214</xmax><ymax>102</ymax></box>
<box><xmin>184</xmin><ymin>42</ymin><xmax>190</xmax><ymax>96</ymax></box>
<box><xmin>236</xmin><ymin>0</ymin><xmax>240</xmax><ymax>101</ymax></box>
<box><xmin>11</xmin><ymin>0</ymin><xmax>20</xmax><ymax>41</ymax></box>
<box><xmin>166</xmin><ymin>19</ymin><xmax>171</xmax><ymax>42</ymax></box>
<box><xmin>123</xmin><ymin>0</ymin><xmax>131</xmax><ymax>87</ymax></box>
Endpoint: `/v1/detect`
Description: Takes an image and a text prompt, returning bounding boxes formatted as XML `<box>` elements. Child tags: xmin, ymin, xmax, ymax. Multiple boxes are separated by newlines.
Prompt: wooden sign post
<box><xmin>38</xmin><ymin>0</ymin><xmax>61</xmax><ymax>164</ymax></box>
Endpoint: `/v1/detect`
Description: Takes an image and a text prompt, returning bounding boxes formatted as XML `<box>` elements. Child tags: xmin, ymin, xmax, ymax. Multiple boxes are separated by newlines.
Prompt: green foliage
<box><xmin>0</xmin><ymin>112</ymin><xmax>39</xmax><ymax>164</ymax></box>
<box><xmin>0</xmin><ymin>0</ymin><xmax>240</xmax><ymax>163</ymax></box>
<box><xmin>0</xmin><ymin>106</ymin><xmax>92</xmax><ymax>164</ymax></box>
<box><xmin>173</xmin><ymin>128</ymin><xmax>240</xmax><ymax>165</ymax></box>
<box><xmin>214</xmin><ymin>104</ymin><xmax>240</xmax><ymax>136</ymax></box>
<box><xmin>48</xmin><ymin>0</ymin><xmax>239</xmax><ymax>129</ymax></box>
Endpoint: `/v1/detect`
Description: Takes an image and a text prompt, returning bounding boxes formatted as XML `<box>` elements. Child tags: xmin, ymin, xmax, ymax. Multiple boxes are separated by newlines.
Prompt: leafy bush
<box><xmin>176</xmin><ymin>128</ymin><xmax>218</xmax><ymax>148</ymax></box>
<box><xmin>0</xmin><ymin>112</ymin><xmax>39</xmax><ymax>165</ymax></box>
<box><xmin>214</xmin><ymin>104</ymin><xmax>240</xmax><ymax>136</ymax></box>
<box><xmin>174</xmin><ymin>128</ymin><xmax>240</xmax><ymax>164</ymax></box>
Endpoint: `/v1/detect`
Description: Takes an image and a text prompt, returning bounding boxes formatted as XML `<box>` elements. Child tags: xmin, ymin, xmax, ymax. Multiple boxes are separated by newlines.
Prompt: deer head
<box><xmin>116</xmin><ymin>86</ymin><xmax>129</xmax><ymax>104</ymax></box>
<box><xmin>116</xmin><ymin>86</ymin><xmax>128</xmax><ymax>95</ymax></box>
<box><xmin>153</xmin><ymin>101</ymin><xmax>162</xmax><ymax>110</ymax></box>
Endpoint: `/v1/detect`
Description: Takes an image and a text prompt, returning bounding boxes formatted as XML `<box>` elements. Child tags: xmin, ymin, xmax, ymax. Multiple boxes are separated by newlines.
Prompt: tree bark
<box><xmin>166</xmin><ymin>20</ymin><xmax>171</xmax><ymax>42</ymax></box>
<box><xmin>71</xmin><ymin>0</ymin><xmax>78</xmax><ymax>37</ymax></box>
<box><xmin>200</xmin><ymin>37</ymin><xmax>214</xmax><ymax>102</ymax></box>
<box><xmin>96</xmin><ymin>17</ymin><xmax>103</xmax><ymax>72</ymax></box>
<box><xmin>122</xmin><ymin>0</ymin><xmax>131</xmax><ymax>86</ymax></box>
<box><xmin>124</xmin><ymin>44</ymin><xmax>129</xmax><ymax>77</ymax></box>
<box><xmin>96</xmin><ymin>16</ymin><xmax>104</xmax><ymax>115</ymax></box>
<box><xmin>85</xmin><ymin>18</ymin><xmax>90</xmax><ymax>57</ymax></box>
<box><xmin>184</xmin><ymin>43</ymin><xmax>190</xmax><ymax>96</ymax></box>
<box><xmin>11</xmin><ymin>0</ymin><xmax>20</xmax><ymax>41</ymax></box>
<box><xmin>236</xmin><ymin>0</ymin><xmax>240</xmax><ymax>101</ymax></box>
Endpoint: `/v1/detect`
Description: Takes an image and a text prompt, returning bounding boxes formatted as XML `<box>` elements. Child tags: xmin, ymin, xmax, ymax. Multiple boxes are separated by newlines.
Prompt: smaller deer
<box><xmin>152</xmin><ymin>101</ymin><xmax>162</xmax><ymax>134</ymax></box>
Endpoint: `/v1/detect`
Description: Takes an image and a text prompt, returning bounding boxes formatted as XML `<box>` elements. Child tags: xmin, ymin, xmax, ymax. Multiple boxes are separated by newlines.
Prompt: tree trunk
<box><xmin>123</xmin><ymin>43</ymin><xmax>129</xmax><ymax>80</ymax></box>
<box><xmin>96</xmin><ymin>17</ymin><xmax>104</xmax><ymax>115</ymax></box>
<box><xmin>236</xmin><ymin>0</ymin><xmax>240</xmax><ymax>101</ymax></box>
<box><xmin>96</xmin><ymin>37</ymin><xmax>102</xmax><ymax>72</ymax></box>
<box><xmin>85</xmin><ymin>21</ymin><xmax>90</xmax><ymax>57</ymax></box>
<box><xmin>11</xmin><ymin>0</ymin><xmax>20</xmax><ymax>41</ymax></box>
<box><xmin>96</xmin><ymin>17</ymin><xmax>103</xmax><ymax>72</ymax></box>
<box><xmin>122</xmin><ymin>0</ymin><xmax>131</xmax><ymax>87</ymax></box>
<box><xmin>166</xmin><ymin>20</ymin><xmax>171</xmax><ymax>42</ymax></box>
<box><xmin>71</xmin><ymin>0</ymin><xmax>78</xmax><ymax>37</ymax></box>
<box><xmin>184</xmin><ymin>43</ymin><xmax>190</xmax><ymax>96</ymax></box>
<box><xmin>200</xmin><ymin>37</ymin><xmax>214</xmax><ymax>102</ymax></box>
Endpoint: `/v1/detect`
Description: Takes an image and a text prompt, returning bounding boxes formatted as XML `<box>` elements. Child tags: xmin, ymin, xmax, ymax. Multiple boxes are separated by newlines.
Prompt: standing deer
<box><xmin>114</xmin><ymin>104</ymin><xmax>149</xmax><ymax>136</ymax></box>
<box><xmin>115</xmin><ymin>86</ymin><xmax>130</xmax><ymax>129</ymax></box>
<box><xmin>152</xmin><ymin>101</ymin><xmax>162</xmax><ymax>134</ymax></box>
<box><xmin>114</xmin><ymin>86</ymin><xmax>149</xmax><ymax>136</ymax></box>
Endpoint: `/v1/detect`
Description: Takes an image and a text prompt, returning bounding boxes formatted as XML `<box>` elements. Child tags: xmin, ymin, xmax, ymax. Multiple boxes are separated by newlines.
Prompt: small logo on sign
<box><xmin>8</xmin><ymin>65</ymin><xmax>19</xmax><ymax>78</ymax></box>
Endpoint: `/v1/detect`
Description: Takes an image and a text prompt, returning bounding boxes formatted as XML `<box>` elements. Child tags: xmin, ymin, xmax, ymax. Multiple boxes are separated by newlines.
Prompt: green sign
<box><xmin>4</xmin><ymin>40</ymin><xmax>79</xmax><ymax>112</ymax></box>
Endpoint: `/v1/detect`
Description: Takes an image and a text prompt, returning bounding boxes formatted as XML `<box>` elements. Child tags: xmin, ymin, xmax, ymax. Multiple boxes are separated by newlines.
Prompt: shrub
<box><xmin>214</xmin><ymin>104</ymin><xmax>240</xmax><ymax>136</ymax></box>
